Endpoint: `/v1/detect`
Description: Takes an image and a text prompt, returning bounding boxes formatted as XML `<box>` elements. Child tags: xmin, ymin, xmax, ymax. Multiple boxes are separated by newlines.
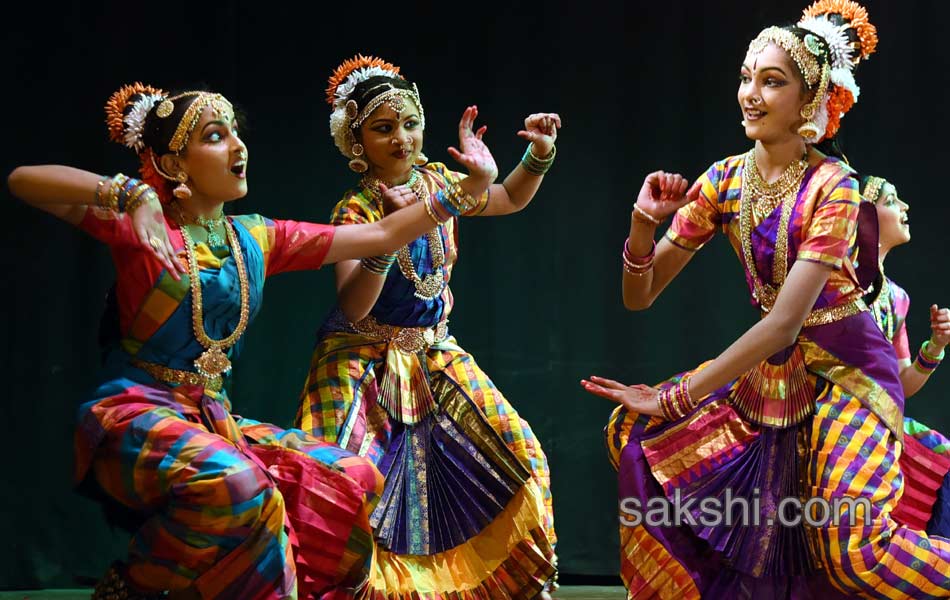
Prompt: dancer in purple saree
<box><xmin>587</xmin><ymin>2</ymin><xmax>950</xmax><ymax>598</ymax></box>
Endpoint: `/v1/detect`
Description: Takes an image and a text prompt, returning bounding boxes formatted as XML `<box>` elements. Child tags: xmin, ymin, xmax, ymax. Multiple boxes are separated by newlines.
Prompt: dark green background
<box><xmin>3</xmin><ymin>0</ymin><xmax>948</xmax><ymax>590</ymax></box>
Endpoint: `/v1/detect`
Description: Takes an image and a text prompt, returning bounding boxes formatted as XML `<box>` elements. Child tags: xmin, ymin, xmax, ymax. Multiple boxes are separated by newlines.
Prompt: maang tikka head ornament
<box><xmin>326</xmin><ymin>55</ymin><xmax>425</xmax><ymax>173</ymax></box>
<box><xmin>748</xmin><ymin>0</ymin><xmax>878</xmax><ymax>144</ymax></box>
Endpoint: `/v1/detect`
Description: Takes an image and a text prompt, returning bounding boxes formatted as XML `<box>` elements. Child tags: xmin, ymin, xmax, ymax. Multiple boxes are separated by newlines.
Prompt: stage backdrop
<box><xmin>3</xmin><ymin>0</ymin><xmax>948</xmax><ymax>589</ymax></box>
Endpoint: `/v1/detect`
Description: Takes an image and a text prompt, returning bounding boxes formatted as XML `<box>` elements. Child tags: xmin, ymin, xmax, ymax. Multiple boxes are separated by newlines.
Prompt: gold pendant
<box><xmin>413</xmin><ymin>273</ymin><xmax>445</xmax><ymax>300</ymax></box>
<box><xmin>194</xmin><ymin>346</ymin><xmax>232</xmax><ymax>377</ymax></box>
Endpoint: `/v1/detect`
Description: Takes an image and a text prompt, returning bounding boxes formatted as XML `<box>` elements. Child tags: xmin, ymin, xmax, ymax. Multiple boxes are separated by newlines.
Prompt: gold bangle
<box><xmin>633</xmin><ymin>204</ymin><xmax>662</xmax><ymax>226</ymax></box>
<box><xmin>123</xmin><ymin>183</ymin><xmax>151</xmax><ymax>214</ymax></box>
<box><xmin>422</xmin><ymin>193</ymin><xmax>444</xmax><ymax>225</ymax></box>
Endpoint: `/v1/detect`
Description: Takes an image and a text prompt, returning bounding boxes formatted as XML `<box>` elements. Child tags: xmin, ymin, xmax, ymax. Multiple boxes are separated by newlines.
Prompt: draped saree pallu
<box><xmin>296</xmin><ymin>163</ymin><xmax>557</xmax><ymax>599</ymax></box>
<box><xmin>604</xmin><ymin>154</ymin><xmax>950</xmax><ymax>599</ymax></box>
<box><xmin>76</xmin><ymin>207</ymin><xmax>383</xmax><ymax>600</ymax></box>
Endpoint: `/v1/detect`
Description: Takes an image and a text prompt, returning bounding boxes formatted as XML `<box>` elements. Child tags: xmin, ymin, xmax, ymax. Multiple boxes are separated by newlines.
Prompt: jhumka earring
<box><xmin>414</xmin><ymin>151</ymin><xmax>428</xmax><ymax>166</ymax></box>
<box><xmin>797</xmin><ymin>102</ymin><xmax>821</xmax><ymax>139</ymax></box>
<box><xmin>173</xmin><ymin>171</ymin><xmax>192</xmax><ymax>199</ymax></box>
<box><xmin>349</xmin><ymin>143</ymin><xmax>368</xmax><ymax>173</ymax></box>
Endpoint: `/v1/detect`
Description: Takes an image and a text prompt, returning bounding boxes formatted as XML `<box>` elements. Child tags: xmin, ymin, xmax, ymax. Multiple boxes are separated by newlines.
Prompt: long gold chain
<box><xmin>739</xmin><ymin>149</ymin><xmax>808</xmax><ymax>312</ymax></box>
<box><xmin>361</xmin><ymin>170</ymin><xmax>446</xmax><ymax>300</ymax></box>
<box><xmin>179</xmin><ymin>219</ymin><xmax>250</xmax><ymax>377</ymax></box>
<box><xmin>743</xmin><ymin>148</ymin><xmax>808</xmax><ymax>220</ymax></box>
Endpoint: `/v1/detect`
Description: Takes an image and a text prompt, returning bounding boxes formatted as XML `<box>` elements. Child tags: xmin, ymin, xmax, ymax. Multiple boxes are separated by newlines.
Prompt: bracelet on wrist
<box><xmin>521</xmin><ymin>144</ymin><xmax>556</xmax><ymax>176</ymax></box>
<box><xmin>632</xmin><ymin>203</ymin><xmax>662</xmax><ymax>226</ymax></box>
<box><xmin>622</xmin><ymin>238</ymin><xmax>656</xmax><ymax>276</ymax></box>
<box><xmin>360</xmin><ymin>253</ymin><xmax>397</xmax><ymax>276</ymax></box>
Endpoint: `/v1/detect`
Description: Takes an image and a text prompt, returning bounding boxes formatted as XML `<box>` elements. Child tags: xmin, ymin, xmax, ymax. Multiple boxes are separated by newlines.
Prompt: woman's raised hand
<box><xmin>517</xmin><ymin>112</ymin><xmax>561</xmax><ymax>157</ymax></box>
<box><xmin>447</xmin><ymin>106</ymin><xmax>498</xmax><ymax>185</ymax></box>
<box><xmin>929</xmin><ymin>304</ymin><xmax>950</xmax><ymax>349</ymax></box>
<box><xmin>634</xmin><ymin>171</ymin><xmax>702</xmax><ymax>223</ymax></box>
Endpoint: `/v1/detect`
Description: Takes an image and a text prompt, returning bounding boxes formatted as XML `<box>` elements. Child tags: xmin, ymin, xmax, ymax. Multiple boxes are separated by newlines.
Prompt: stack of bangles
<box><xmin>658</xmin><ymin>374</ymin><xmax>695</xmax><ymax>421</ymax></box>
<box><xmin>426</xmin><ymin>181</ymin><xmax>479</xmax><ymax>222</ymax></box>
<box><xmin>623</xmin><ymin>238</ymin><xmax>655</xmax><ymax>276</ymax></box>
<box><xmin>913</xmin><ymin>340</ymin><xmax>945</xmax><ymax>375</ymax></box>
<box><xmin>95</xmin><ymin>173</ymin><xmax>155</xmax><ymax>214</ymax></box>
<box><xmin>361</xmin><ymin>253</ymin><xmax>397</xmax><ymax>276</ymax></box>
<box><xmin>521</xmin><ymin>144</ymin><xmax>556</xmax><ymax>176</ymax></box>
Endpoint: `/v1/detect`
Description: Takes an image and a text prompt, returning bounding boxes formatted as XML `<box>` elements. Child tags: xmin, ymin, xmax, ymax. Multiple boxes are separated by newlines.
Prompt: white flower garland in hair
<box><xmin>330</xmin><ymin>106</ymin><xmax>352</xmax><ymax>157</ymax></box>
<box><xmin>328</xmin><ymin>65</ymin><xmax>401</xmax><ymax>157</ymax></box>
<box><xmin>799</xmin><ymin>16</ymin><xmax>854</xmax><ymax>71</ymax></box>
<box><xmin>123</xmin><ymin>93</ymin><xmax>162</xmax><ymax>152</ymax></box>
<box><xmin>331</xmin><ymin>66</ymin><xmax>400</xmax><ymax>108</ymax></box>
<box><xmin>830</xmin><ymin>67</ymin><xmax>860</xmax><ymax>100</ymax></box>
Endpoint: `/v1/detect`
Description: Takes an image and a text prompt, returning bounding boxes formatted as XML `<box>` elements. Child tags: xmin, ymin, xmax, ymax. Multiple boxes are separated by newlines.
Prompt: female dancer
<box><xmin>295</xmin><ymin>56</ymin><xmax>560</xmax><ymax>599</ymax></box>
<box><xmin>587</xmin><ymin>1</ymin><xmax>950</xmax><ymax>597</ymax></box>
<box><xmin>860</xmin><ymin>175</ymin><xmax>950</xmax><ymax>535</ymax></box>
<box><xmin>7</xmin><ymin>83</ymin><xmax>496</xmax><ymax>599</ymax></box>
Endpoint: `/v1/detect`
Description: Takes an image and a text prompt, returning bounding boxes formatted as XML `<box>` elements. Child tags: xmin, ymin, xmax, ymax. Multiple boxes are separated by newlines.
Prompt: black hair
<box><xmin>348</xmin><ymin>75</ymin><xmax>415</xmax><ymax>115</ymax></box>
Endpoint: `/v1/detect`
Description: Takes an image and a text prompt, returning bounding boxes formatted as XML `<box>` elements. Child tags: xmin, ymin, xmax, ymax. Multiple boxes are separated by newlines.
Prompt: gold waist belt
<box><xmin>132</xmin><ymin>359</ymin><xmax>224</xmax><ymax>392</ymax></box>
<box><xmin>351</xmin><ymin>315</ymin><xmax>449</xmax><ymax>353</ymax></box>
<box><xmin>761</xmin><ymin>297</ymin><xmax>868</xmax><ymax>328</ymax></box>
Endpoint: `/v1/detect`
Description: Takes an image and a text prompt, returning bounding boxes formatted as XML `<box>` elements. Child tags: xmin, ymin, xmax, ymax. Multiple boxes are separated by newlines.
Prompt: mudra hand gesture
<box><xmin>447</xmin><ymin>105</ymin><xmax>498</xmax><ymax>184</ymax></box>
<box><xmin>930</xmin><ymin>305</ymin><xmax>950</xmax><ymax>349</ymax></box>
<box><xmin>635</xmin><ymin>171</ymin><xmax>702</xmax><ymax>223</ymax></box>
<box><xmin>517</xmin><ymin>112</ymin><xmax>561</xmax><ymax>157</ymax></box>
<box><xmin>580</xmin><ymin>375</ymin><xmax>664</xmax><ymax>417</ymax></box>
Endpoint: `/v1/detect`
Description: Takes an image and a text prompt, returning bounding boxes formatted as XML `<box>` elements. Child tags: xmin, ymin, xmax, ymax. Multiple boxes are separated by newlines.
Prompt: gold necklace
<box><xmin>361</xmin><ymin>170</ymin><xmax>446</xmax><ymax>300</ymax></box>
<box><xmin>870</xmin><ymin>274</ymin><xmax>894</xmax><ymax>341</ymax></box>
<box><xmin>179</xmin><ymin>219</ymin><xmax>250</xmax><ymax>377</ymax></box>
<box><xmin>739</xmin><ymin>149</ymin><xmax>809</xmax><ymax>311</ymax></box>
<box><xmin>743</xmin><ymin>148</ymin><xmax>808</xmax><ymax>220</ymax></box>
<box><xmin>171</xmin><ymin>201</ymin><xmax>227</xmax><ymax>246</ymax></box>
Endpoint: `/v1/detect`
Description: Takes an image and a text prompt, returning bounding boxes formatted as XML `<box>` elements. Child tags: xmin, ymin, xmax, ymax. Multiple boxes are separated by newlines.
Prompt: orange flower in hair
<box><xmin>104</xmin><ymin>82</ymin><xmax>166</xmax><ymax>151</ymax></box>
<box><xmin>325</xmin><ymin>55</ymin><xmax>401</xmax><ymax>106</ymax></box>
<box><xmin>802</xmin><ymin>0</ymin><xmax>878</xmax><ymax>59</ymax></box>
<box><xmin>820</xmin><ymin>85</ymin><xmax>855</xmax><ymax>142</ymax></box>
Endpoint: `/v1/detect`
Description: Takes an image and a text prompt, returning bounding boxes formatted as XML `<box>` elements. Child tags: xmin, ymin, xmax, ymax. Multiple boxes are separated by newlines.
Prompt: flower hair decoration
<box><xmin>326</xmin><ymin>55</ymin><xmax>424</xmax><ymax>161</ymax></box>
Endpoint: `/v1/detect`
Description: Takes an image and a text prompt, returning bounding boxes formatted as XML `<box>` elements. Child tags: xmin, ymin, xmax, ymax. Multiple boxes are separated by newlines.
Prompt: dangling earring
<box><xmin>173</xmin><ymin>171</ymin><xmax>192</xmax><ymax>200</ymax></box>
<box><xmin>414</xmin><ymin>151</ymin><xmax>428</xmax><ymax>166</ymax></box>
<box><xmin>348</xmin><ymin>143</ymin><xmax>368</xmax><ymax>173</ymax></box>
<box><xmin>797</xmin><ymin>103</ymin><xmax>821</xmax><ymax>139</ymax></box>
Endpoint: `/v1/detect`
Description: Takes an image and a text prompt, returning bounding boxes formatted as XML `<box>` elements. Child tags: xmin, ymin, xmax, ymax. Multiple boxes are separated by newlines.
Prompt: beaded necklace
<box><xmin>361</xmin><ymin>170</ymin><xmax>447</xmax><ymax>300</ymax></box>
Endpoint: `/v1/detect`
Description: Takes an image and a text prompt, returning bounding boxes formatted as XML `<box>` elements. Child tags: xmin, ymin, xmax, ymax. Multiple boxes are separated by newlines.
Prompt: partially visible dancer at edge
<box><xmin>7</xmin><ymin>81</ymin><xmax>496</xmax><ymax>599</ymax></box>
<box><xmin>295</xmin><ymin>55</ymin><xmax>560</xmax><ymax>599</ymax></box>
<box><xmin>859</xmin><ymin>174</ymin><xmax>950</xmax><ymax>537</ymax></box>
<box><xmin>585</xmin><ymin>1</ymin><xmax>950</xmax><ymax>597</ymax></box>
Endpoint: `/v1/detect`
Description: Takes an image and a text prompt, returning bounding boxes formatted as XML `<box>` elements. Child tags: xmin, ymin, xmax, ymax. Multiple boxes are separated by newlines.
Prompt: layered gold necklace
<box><xmin>176</xmin><ymin>213</ymin><xmax>250</xmax><ymax>378</ymax></box>
<box><xmin>361</xmin><ymin>170</ymin><xmax>447</xmax><ymax>300</ymax></box>
<box><xmin>739</xmin><ymin>148</ymin><xmax>809</xmax><ymax>310</ymax></box>
<box><xmin>742</xmin><ymin>148</ymin><xmax>808</xmax><ymax>220</ymax></box>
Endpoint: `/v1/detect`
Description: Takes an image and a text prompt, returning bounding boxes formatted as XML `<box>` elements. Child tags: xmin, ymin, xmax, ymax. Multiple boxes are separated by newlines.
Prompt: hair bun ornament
<box><xmin>325</xmin><ymin>55</ymin><xmax>402</xmax><ymax>107</ymax></box>
<box><xmin>105</xmin><ymin>83</ymin><xmax>166</xmax><ymax>152</ymax></box>
<box><xmin>801</xmin><ymin>0</ymin><xmax>878</xmax><ymax>61</ymax></box>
